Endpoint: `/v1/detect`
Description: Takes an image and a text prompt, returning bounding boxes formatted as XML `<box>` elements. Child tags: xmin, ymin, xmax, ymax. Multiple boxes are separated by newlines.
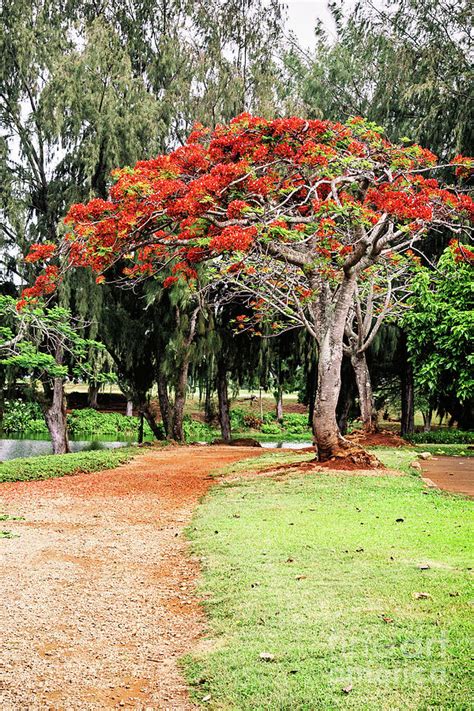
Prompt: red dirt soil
<box><xmin>347</xmin><ymin>430</ymin><xmax>409</xmax><ymax>448</ymax></box>
<box><xmin>0</xmin><ymin>446</ymin><xmax>261</xmax><ymax>711</ymax></box>
<box><xmin>420</xmin><ymin>456</ymin><xmax>474</xmax><ymax>497</ymax></box>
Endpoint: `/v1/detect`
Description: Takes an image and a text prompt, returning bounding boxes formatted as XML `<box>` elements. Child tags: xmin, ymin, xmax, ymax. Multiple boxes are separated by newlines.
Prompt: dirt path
<box><xmin>420</xmin><ymin>456</ymin><xmax>474</xmax><ymax>497</ymax></box>
<box><xmin>0</xmin><ymin>446</ymin><xmax>261</xmax><ymax>711</ymax></box>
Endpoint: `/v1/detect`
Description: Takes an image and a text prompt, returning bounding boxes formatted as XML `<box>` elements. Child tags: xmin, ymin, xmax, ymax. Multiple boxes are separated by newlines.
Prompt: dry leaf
<box><xmin>259</xmin><ymin>652</ymin><xmax>275</xmax><ymax>662</ymax></box>
<box><xmin>413</xmin><ymin>592</ymin><xmax>431</xmax><ymax>600</ymax></box>
<box><xmin>342</xmin><ymin>684</ymin><xmax>353</xmax><ymax>694</ymax></box>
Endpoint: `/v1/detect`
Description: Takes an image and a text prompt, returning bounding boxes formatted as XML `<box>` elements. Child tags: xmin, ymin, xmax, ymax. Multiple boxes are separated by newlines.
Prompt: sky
<box><xmin>284</xmin><ymin>0</ymin><xmax>337</xmax><ymax>47</ymax></box>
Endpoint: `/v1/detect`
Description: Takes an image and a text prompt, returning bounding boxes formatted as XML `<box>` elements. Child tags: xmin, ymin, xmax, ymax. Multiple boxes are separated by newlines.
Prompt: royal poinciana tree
<box><xmin>22</xmin><ymin>115</ymin><xmax>473</xmax><ymax>462</ymax></box>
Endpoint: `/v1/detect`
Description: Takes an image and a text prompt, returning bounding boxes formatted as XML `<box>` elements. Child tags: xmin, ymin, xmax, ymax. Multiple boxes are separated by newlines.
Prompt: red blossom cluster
<box><xmin>22</xmin><ymin>113</ymin><xmax>473</xmax><ymax>301</ymax></box>
<box><xmin>24</xmin><ymin>243</ymin><xmax>56</xmax><ymax>264</ymax></box>
<box><xmin>449</xmin><ymin>239</ymin><xmax>474</xmax><ymax>263</ymax></box>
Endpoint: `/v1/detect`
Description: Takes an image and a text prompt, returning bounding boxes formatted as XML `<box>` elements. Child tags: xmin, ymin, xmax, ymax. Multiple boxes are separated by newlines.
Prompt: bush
<box><xmin>261</xmin><ymin>423</ymin><xmax>283</xmax><ymax>435</ymax></box>
<box><xmin>0</xmin><ymin>446</ymin><xmax>138</xmax><ymax>483</ymax></box>
<box><xmin>230</xmin><ymin>407</ymin><xmax>247</xmax><ymax>429</ymax></box>
<box><xmin>282</xmin><ymin>413</ymin><xmax>310</xmax><ymax>434</ymax></box>
<box><xmin>2</xmin><ymin>400</ymin><xmax>48</xmax><ymax>434</ymax></box>
<box><xmin>406</xmin><ymin>430</ymin><xmax>474</xmax><ymax>444</ymax></box>
<box><xmin>182</xmin><ymin>416</ymin><xmax>216</xmax><ymax>442</ymax></box>
<box><xmin>67</xmin><ymin>408</ymin><xmax>139</xmax><ymax>436</ymax></box>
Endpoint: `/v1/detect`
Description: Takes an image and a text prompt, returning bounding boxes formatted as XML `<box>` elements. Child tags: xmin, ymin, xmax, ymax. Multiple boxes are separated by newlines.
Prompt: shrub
<box><xmin>261</xmin><ymin>423</ymin><xmax>283</xmax><ymax>435</ymax></box>
<box><xmin>282</xmin><ymin>413</ymin><xmax>310</xmax><ymax>434</ymax></box>
<box><xmin>230</xmin><ymin>407</ymin><xmax>247</xmax><ymax>429</ymax></box>
<box><xmin>406</xmin><ymin>430</ymin><xmax>474</xmax><ymax>444</ymax></box>
<box><xmin>0</xmin><ymin>447</ymin><xmax>138</xmax><ymax>483</ymax></box>
<box><xmin>2</xmin><ymin>400</ymin><xmax>48</xmax><ymax>434</ymax></box>
<box><xmin>182</xmin><ymin>416</ymin><xmax>215</xmax><ymax>442</ymax></box>
<box><xmin>67</xmin><ymin>408</ymin><xmax>139</xmax><ymax>436</ymax></box>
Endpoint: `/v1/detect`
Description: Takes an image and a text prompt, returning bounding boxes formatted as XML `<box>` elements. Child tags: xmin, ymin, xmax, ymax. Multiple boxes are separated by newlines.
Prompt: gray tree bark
<box><xmin>44</xmin><ymin>377</ymin><xmax>70</xmax><ymax>454</ymax></box>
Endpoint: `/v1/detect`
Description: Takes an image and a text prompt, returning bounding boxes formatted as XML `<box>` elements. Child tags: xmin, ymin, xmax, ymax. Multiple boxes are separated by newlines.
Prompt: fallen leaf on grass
<box><xmin>418</xmin><ymin>564</ymin><xmax>431</xmax><ymax>570</ymax></box>
<box><xmin>202</xmin><ymin>694</ymin><xmax>212</xmax><ymax>702</ymax></box>
<box><xmin>381</xmin><ymin>616</ymin><xmax>394</xmax><ymax>623</ymax></box>
<box><xmin>342</xmin><ymin>684</ymin><xmax>353</xmax><ymax>694</ymax></box>
<box><xmin>295</xmin><ymin>574</ymin><xmax>307</xmax><ymax>580</ymax></box>
<box><xmin>395</xmin><ymin>518</ymin><xmax>405</xmax><ymax>523</ymax></box>
<box><xmin>259</xmin><ymin>652</ymin><xmax>275</xmax><ymax>662</ymax></box>
<box><xmin>413</xmin><ymin>592</ymin><xmax>431</xmax><ymax>600</ymax></box>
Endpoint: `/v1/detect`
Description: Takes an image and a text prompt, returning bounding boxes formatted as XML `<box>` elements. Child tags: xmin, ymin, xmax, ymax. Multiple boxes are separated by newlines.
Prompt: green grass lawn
<box><xmin>0</xmin><ymin>446</ymin><xmax>139</xmax><ymax>483</ymax></box>
<box><xmin>184</xmin><ymin>451</ymin><xmax>473</xmax><ymax>710</ymax></box>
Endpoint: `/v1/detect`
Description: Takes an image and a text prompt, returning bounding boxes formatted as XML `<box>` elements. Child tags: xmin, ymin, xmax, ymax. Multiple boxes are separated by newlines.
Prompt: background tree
<box><xmin>402</xmin><ymin>243</ymin><xmax>474</xmax><ymax>430</ymax></box>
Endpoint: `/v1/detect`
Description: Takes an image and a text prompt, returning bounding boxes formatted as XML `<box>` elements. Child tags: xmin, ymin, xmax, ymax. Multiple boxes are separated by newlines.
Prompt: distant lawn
<box><xmin>0</xmin><ymin>446</ymin><xmax>139</xmax><ymax>483</ymax></box>
<box><xmin>184</xmin><ymin>454</ymin><xmax>473</xmax><ymax>709</ymax></box>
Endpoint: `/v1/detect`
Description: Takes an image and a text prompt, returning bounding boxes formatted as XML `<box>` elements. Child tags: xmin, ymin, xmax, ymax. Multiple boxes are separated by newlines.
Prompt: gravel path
<box><xmin>0</xmin><ymin>446</ymin><xmax>260</xmax><ymax>710</ymax></box>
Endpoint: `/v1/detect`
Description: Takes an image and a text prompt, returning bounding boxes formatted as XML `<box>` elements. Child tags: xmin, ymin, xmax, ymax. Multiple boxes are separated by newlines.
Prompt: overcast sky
<box><xmin>284</xmin><ymin>0</ymin><xmax>337</xmax><ymax>47</ymax></box>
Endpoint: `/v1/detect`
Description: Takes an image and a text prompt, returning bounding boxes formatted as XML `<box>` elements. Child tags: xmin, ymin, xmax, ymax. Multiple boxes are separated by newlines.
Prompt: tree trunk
<box><xmin>44</xmin><ymin>378</ymin><xmax>70</xmax><ymax>455</ymax></box>
<box><xmin>157</xmin><ymin>368</ymin><xmax>173</xmax><ymax>437</ymax></box>
<box><xmin>307</xmin><ymin>359</ymin><xmax>318</xmax><ymax>429</ymax></box>
<box><xmin>157</xmin><ymin>362</ymin><xmax>188</xmax><ymax>442</ymax></box>
<box><xmin>140</xmin><ymin>402</ymin><xmax>164</xmax><ymax>440</ymax></box>
<box><xmin>351</xmin><ymin>351</ymin><xmax>377</xmax><ymax>432</ymax></box>
<box><xmin>170</xmin><ymin>360</ymin><xmax>188</xmax><ymax>442</ymax></box>
<box><xmin>422</xmin><ymin>409</ymin><xmax>432</xmax><ymax>432</ymax></box>
<box><xmin>337</xmin><ymin>362</ymin><xmax>355</xmax><ymax>436</ymax></box>
<box><xmin>204</xmin><ymin>377</ymin><xmax>215</xmax><ymax>423</ymax></box>
<box><xmin>138</xmin><ymin>413</ymin><xmax>144</xmax><ymax>444</ymax></box>
<box><xmin>126</xmin><ymin>399</ymin><xmax>133</xmax><ymax>417</ymax></box>
<box><xmin>275</xmin><ymin>386</ymin><xmax>283</xmax><ymax>423</ymax></box>
<box><xmin>217</xmin><ymin>360</ymin><xmax>231</xmax><ymax>442</ymax></box>
<box><xmin>312</xmin><ymin>275</ymin><xmax>379</xmax><ymax>466</ymax></box>
<box><xmin>400</xmin><ymin>333</ymin><xmax>415</xmax><ymax>437</ymax></box>
<box><xmin>87</xmin><ymin>383</ymin><xmax>99</xmax><ymax>409</ymax></box>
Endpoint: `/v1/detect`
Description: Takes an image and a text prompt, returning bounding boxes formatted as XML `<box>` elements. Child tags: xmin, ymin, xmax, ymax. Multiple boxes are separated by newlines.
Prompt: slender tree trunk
<box><xmin>307</xmin><ymin>359</ymin><xmax>317</xmax><ymax>429</ymax></box>
<box><xmin>44</xmin><ymin>378</ymin><xmax>70</xmax><ymax>454</ymax></box>
<box><xmin>400</xmin><ymin>333</ymin><xmax>415</xmax><ymax>437</ymax></box>
<box><xmin>337</xmin><ymin>362</ymin><xmax>355</xmax><ymax>436</ymax></box>
<box><xmin>87</xmin><ymin>382</ymin><xmax>99</xmax><ymax>409</ymax></box>
<box><xmin>204</xmin><ymin>377</ymin><xmax>215</xmax><ymax>423</ymax></box>
<box><xmin>422</xmin><ymin>409</ymin><xmax>432</xmax><ymax>432</ymax></box>
<box><xmin>217</xmin><ymin>359</ymin><xmax>231</xmax><ymax>442</ymax></box>
<box><xmin>157</xmin><ymin>368</ymin><xmax>172</xmax><ymax>437</ymax></box>
<box><xmin>275</xmin><ymin>386</ymin><xmax>283</xmax><ymax>423</ymax></box>
<box><xmin>126</xmin><ymin>399</ymin><xmax>133</xmax><ymax>417</ymax></box>
<box><xmin>138</xmin><ymin>413</ymin><xmax>144</xmax><ymax>444</ymax></box>
<box><xmin>170</xmin><ymin>358</ymin><xmax>189</xmax><ymax>442</ymax></box>
<box><xmin>351</xmin><ymin>351</ymin><xmax>377</xmax><ymax>432</ymax></box>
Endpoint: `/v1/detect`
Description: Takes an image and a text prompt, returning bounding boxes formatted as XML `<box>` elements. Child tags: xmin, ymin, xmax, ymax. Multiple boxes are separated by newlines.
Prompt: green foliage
<box><xmin>402</xmin><ymin>248</ymin><xmax>474</xmax><ymax>405</ymax></box>
<box><xmin>2</xmin><ymin>399</ymin><xmax>47</xmax><ymax>433</ymax></box>
<box><xmin>0</xmin><ymin>447</ymin><xmax>138</xmax><ymax>483</ymax></box>
<box><xmin>67</xmin><ymin>408</ymin><xmax>138</xmax><ymax>436</ymax></box>
<box><xmin>260</xmin><ymin>422</ymin><xmax>282</xmax><ymax>435</ymax></box>
<box><xmin>406</xmin><ymin>430</ymin><xmax>474</xmax><ymax>445</ymax></box>
<box><xmin>185</xmin><ymin>456</ymin><xmax>473</xmax><ymax>708</ymax></box>
<box><xmin>282</xmin><ymin>412</ymin><xmax>310</xmax><ymax>434</ymax></box>
<box><xmin>230</xmin><ymin>407</ymin><xmax>247</xmax><ymax>429</ymax></box>
<box><xmin>182</xmin><ymin>416</ymin><xmax>216</xmax><ymax>443</ymax></box>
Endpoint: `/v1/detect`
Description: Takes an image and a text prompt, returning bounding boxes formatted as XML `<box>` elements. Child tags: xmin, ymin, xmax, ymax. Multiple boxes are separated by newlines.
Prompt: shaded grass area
<box><xmin>0</xmin><ymin>446</ymin><xmax>139</xmax><ymax>483</ymax></box>
<box><xmin>184</xmin><ymin>457</ymin><xmax>473</xmax><ymax>709</ymax></box>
